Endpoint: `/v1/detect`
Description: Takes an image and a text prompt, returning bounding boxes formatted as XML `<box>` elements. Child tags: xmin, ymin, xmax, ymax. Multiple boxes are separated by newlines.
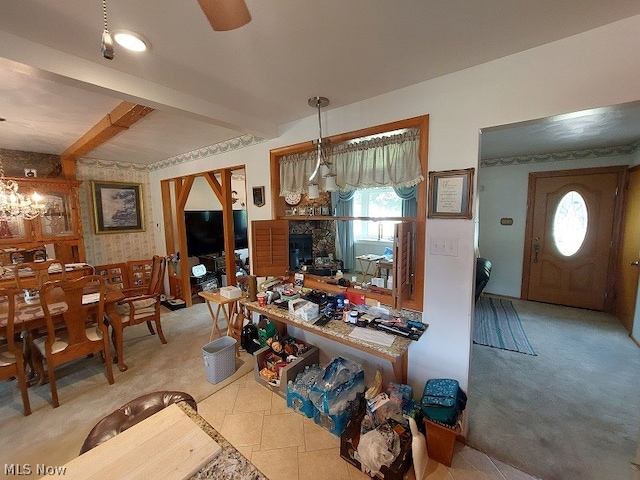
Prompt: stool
<box><xmin>424</xmin><ymin>418</ymin><xmax>462</xmax><ymax>466</ymax></box>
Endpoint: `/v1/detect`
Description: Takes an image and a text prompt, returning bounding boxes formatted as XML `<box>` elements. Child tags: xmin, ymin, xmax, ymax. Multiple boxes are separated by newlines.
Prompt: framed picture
<box><xmin>91</xmin><ymin>181</ymin><xmax>145</xmax><ymax>234</ymax></box>
<box><xmin>427</xmin><ymin>168</ymin><xmax>474</xmax><ymax>219</ymax></box>
<box><xmin>252</xmin><ymin>186</ymin><xmax>265</xmax><ymax>207</ymax></box>
<box><xmin>315</xmin><ymin>207</ymin><xmax>322</xmax><ymax>216</ymax></box>
<box><xmin>321</xmin><ymin>206</ymin><xmax>330</xmax><ymax>216</ymax></box>
<box><xmin>298</xmin><ymin>207</ymin><xmax>307</xmax><ymax>216</ymax></box>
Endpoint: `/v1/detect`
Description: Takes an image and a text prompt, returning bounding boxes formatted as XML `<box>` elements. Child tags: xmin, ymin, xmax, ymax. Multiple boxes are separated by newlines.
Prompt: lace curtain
<box><xmin>279</xmin><ymin>128</ymin><xmax>422</xmax><ymax>195</ymax></box>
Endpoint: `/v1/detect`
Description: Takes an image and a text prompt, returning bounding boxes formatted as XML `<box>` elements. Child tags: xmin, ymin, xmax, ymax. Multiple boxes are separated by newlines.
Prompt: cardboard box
<box><xmin>219</xmin><ymin>285</ymin><xmax>242</xmax><ymax>299</ymax></box>
<box><xmin>340</xmin><ymin>415</ymin><xmax>413</xmax><ymax>480</ymax></box>
<box><xmin>288</xmin><ymin>298</ymin><xmax>319</xmax><ymax>321</ymax></box>
<box><xmin>253</xmin><ymin>342</ymin><xmax>320</xmax><ymax>398</ymax></box>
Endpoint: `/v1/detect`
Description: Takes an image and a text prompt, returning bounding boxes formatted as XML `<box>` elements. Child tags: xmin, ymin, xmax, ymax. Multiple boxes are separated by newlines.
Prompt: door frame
<box><xmin>521</xmin><ymin>166</ymin><xmax>627</xmax><ymax>312</ymax></box>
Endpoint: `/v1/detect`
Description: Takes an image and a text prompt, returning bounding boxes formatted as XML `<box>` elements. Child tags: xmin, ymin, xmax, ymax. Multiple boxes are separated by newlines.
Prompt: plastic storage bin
<box><xmin>202</xmin><ymin>336</ymin><xmax>237</xmax><ymax>384</ymax></box>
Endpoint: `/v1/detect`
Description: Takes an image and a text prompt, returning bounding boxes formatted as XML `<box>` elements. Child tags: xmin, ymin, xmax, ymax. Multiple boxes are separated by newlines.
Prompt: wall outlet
<box><xmin>430</xmin><ymin>237</ymin><xmax>459</xmax><ymax>256</ymax></box>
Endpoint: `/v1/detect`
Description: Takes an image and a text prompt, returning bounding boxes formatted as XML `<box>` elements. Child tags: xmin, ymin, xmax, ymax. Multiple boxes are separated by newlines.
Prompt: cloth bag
<box><xmin>420</xmin><ymin>378</ymin><xmax>467</xmax><ymax>426</ymax></box>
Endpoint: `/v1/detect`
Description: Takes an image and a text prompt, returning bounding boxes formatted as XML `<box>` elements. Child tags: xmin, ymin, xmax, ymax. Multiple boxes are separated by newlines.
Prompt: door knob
<box><xmin>630</xmin><ymin>260</ymin><xmax>640</xmax><ymax>267</ymax></box>
<box><xmin>533</xmin><ymin>237</ymin><xmax>540</xmax><ymax>263</ymax></box>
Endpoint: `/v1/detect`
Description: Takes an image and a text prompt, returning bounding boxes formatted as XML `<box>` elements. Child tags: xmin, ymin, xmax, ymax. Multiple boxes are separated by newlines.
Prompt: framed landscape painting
<box><xmin>91</xmin><ymin>181</ymin><xmax>145</xmax><ymax>234</ymax></box>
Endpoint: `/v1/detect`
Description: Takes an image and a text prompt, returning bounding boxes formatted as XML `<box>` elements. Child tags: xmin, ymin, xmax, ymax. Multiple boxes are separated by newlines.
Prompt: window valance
<box><xmin>279</xmin><ymin>128</ymin><xmax>423</xmax><ymax>195</ymax></box>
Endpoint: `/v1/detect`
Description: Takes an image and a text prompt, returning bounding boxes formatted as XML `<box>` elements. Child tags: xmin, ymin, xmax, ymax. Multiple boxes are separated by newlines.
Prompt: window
<box><xmin>553</xmin><ymin>190</ymin><xmax>588</xmax><ymax>256</ymax></box>
<box><xmin>353</xmin><ymin>187</ymin><xmax>402</xmax><ymax>241</ymax></box>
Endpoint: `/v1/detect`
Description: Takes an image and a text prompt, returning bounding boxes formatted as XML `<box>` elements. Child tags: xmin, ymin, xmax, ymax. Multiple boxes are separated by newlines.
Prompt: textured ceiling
<box><xmin>1</xmin><ymin>1</ymin><xmax>640</xmax><ymax>164</ymax></box>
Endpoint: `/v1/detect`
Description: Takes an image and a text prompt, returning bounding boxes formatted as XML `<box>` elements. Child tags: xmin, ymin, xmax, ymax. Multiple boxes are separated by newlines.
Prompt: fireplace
<box><xmin>289</xmin><ymin>234</ymin><xmax>313</xmax><ymax>270</ymax></box>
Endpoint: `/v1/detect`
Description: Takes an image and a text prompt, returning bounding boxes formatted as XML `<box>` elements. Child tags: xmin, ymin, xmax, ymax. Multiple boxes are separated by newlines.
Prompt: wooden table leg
<box><xmin>391</xmin><ymin>350</ymin><xmax>409</xmax><ymax>384</ymax></box>
<box><xmin>205</xmin><ymin>300</ymin><xmax>222</xmax><ymax>342</ymax></box>
<box><xmin>230</xmin><ymin>305</ymin><xmax>244</xmax><ymax>357</ymax></box>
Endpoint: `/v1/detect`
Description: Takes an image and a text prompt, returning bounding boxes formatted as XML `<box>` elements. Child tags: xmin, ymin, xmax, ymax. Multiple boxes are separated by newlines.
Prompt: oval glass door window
<box><xmin>553</xmin><ymin>191</ymin><xmax>588</xmax><ymax>256</ymax></box>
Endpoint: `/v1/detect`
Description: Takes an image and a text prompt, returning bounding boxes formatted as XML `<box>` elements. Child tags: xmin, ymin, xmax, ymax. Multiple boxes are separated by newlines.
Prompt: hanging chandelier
<box><xmin>307</xmin><ymin>96</ymin><xmax>336</xmax><ymax>198</ymax></box>
<box><xmin>0</xmin><ymin>156</ymin><xmax>46</xmax><ymax>220</ymax></box>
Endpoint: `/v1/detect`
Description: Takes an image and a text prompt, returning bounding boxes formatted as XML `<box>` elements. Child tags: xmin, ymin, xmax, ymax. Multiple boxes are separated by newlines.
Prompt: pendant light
<box><xmin>308</xmin><ymin>96</ymin><xmax>331</xmax><ymax>198</ymax></box>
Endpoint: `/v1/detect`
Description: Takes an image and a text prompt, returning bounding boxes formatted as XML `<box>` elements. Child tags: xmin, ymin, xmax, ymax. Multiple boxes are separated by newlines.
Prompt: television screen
<box><xmin>184</xmin><ymin>210</ymin><xmax>248</xmax><ymax>257</ymax></box>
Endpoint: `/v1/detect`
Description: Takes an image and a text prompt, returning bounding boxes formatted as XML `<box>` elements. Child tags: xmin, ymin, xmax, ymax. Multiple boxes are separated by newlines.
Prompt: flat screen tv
<box><xmin>184</xmin><ymin>210</ymin><xmax>248</xmax><ymax>257</ymax></box>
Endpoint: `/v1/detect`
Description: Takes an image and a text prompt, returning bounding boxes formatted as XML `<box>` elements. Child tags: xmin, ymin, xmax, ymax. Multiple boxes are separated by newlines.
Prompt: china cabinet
<box><xmin>0</xmin><ymin>177</ymin><xmax>85</xmax><ymax>265</ymax></box>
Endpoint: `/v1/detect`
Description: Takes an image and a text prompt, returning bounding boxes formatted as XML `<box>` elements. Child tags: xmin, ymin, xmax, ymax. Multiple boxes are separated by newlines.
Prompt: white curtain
<box><xmin>280</xmin><ymin>128</ymin><xmax>422</xmax><ymax>195</ymax></box>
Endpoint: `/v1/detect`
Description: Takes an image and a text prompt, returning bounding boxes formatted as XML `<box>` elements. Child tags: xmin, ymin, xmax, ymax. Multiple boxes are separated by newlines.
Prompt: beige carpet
<box><xmin>0</xmin><ymin>303</ymin><xmax>254</xmax><ymax>469</ymax></box>
<box><xmin>468</xmin><ymin>298</ymin><xmax>640</xmax><ymax>480</ymax></box>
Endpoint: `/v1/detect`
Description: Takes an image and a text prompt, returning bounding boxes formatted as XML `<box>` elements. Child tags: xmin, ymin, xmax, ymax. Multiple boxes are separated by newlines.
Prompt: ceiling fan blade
<box><xmin>197</xmin><ymin>0</ymin><xmax>251</xmax><ymax>31</ymax></box>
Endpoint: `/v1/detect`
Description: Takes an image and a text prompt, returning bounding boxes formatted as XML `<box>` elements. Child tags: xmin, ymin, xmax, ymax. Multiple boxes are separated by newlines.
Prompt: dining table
<box><xmin>0</xmin><ymin>283</ymin><xmax>125</xmax><ymax>386</ymax></box>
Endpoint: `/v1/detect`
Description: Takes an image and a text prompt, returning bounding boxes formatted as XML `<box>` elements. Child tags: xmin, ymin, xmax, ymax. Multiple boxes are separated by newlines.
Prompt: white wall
<box><xmin>150</xmin><ymin>15</ymin><xmax>640</xmax><ymax>402</ymax></box>
<box><xmin>478</xmin><ymin>154</ymin><xmax>633</xmax><ymax>298</ymax></box>
<box><xmin>183</xmin><ymin>175</ymin><xmax>248</xmax><ymax>211</ymax></box>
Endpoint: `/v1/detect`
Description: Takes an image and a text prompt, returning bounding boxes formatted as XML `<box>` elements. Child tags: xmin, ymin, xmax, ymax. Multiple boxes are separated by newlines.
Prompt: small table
<box><xmin>198</xmin><ymin>290</ymin><xmax>245</xmax><ymax>348</ymax></box>
<box><xmin>356</xmin><ymin>254</ymin><xmax>384</xmax><ymax>282</ymax></box>
<box><xmin>375</xmin><ymin>259</ymin><xmax>394</xmax><ymax>282</ymax></box>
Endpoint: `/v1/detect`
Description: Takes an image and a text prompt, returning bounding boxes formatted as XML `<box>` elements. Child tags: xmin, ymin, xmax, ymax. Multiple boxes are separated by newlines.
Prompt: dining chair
<box><xmin>0</xmin><ymin>288</ymin><xmax>32</xmax><ymax>416</ymax></box>
<box><xmin>35</xmin><ymin>275</ymin><xmax>114</xmax><ymax>408</ymax></box>
<box><xmin>14</xmin><ymin>259</ymin><xmax>66</xmax><ymax>291</ymax></box>
<box><xmin>111</xmin><ymin>255</ymin><xmax>167</xmax><ymax>366</ymax></box>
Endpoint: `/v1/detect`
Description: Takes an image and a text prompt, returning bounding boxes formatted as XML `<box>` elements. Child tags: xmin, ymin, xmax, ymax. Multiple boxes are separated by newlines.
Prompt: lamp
<box><xmin>0</xmin><ymin>156</ymin><xmax>46</xmax><ymax>220</ymax></box>
<box><xmin>308</xmin><ymin>96</ymin><xmax>331</xmax><ymax>197</ymax></box>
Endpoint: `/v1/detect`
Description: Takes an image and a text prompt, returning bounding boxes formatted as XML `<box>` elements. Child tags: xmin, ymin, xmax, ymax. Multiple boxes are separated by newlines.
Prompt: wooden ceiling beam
<box><xmin>60</xmin><ymin>102</ymin><xmax>154</xmax><ymax>178</ymax></box>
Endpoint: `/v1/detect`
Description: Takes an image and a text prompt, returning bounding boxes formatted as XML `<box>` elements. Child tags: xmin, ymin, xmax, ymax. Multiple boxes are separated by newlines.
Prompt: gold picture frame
<box><xmin>91</xmin><ymin>181</ymin><xmax>145</xmax><ymax>234</ymax></box>
<box><xmin>427</xmin><ymin>168</ymin><xmax>474</xmax><ymax>219</ymax></box>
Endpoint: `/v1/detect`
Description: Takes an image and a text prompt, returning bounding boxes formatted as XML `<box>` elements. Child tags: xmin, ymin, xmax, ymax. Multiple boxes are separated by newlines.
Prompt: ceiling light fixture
<box><xmin>113</xmin><ymin>30</ymin><xmax>150</xmax><ymax>52</ymax></box>
<box><xmin>308</xmin><ymin>96</ymin><xmax>332</xmax><ymax>198</ymax></box>
<box><xmin>101</xmin><ymin>0</ymin><xmax>114</xmax><ymax>60</ymax></box>
<box><xmin>0</xmin><ymin>155</ymin><xmax>46</xmax><ymax>220</ymax></box>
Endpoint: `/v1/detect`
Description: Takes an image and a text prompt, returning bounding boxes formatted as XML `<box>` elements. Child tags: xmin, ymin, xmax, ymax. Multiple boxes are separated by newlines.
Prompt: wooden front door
<box><xmin>523</xmin><ymin>167</ymin><xmax>625</xmax><ymax>311</ymax></box>
<box><xmin>615</xmin><ymin>166</ymin><xmax>640</xmax><ymax>332</ymax></box>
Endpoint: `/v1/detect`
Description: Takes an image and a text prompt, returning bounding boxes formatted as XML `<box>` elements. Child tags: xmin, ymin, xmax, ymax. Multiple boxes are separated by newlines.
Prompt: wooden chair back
<box><xmin>0</xmin><ymin>288</ymin><xmax>31</xmax><ymax>415</ymax></box>
<box><xmin>148</xmin><ymin>255</ymin><xmax>167</xmax><ymax>296</ymax></box>
<box><xmin>39</xmin><ymin>275</ymin><xmax>114</xmax><ymax>407</ymax></box>
<box><xmin>95</xmin><ymin>263</ymin><xmax>129</xmax><ymax>290</ymax></box>
<box><xmin>14</xmin><ymin>260</ymin><xmax>66</xmax><ymax>290</ymax></box>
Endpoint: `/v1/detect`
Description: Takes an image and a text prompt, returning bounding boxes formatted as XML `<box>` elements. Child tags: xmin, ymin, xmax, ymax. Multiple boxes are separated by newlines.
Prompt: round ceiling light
<box><xmin>112</xmin><ymin>30</ymin><xmax>150</xmax><ymax>52</ymax></box>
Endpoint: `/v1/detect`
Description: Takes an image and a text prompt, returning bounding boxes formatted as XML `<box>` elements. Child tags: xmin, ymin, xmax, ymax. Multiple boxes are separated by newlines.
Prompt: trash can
<box><xmin>202</xmin><ymin>336</ymin><xmax>237</xmax><ymax>384</ymax></box>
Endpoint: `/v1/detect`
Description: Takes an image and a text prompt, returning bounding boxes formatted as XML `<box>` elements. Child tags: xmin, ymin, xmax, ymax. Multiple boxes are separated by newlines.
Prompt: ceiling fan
<box><xmin>197</xmin><ymin>0</ymin><xmax>252</xmax><ymax>31</ymax></box>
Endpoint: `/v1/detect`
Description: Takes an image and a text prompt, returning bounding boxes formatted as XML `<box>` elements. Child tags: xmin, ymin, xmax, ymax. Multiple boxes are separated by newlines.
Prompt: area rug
<box><xmin>474</xmin><ymin>296</ymin><xmax>536</xmax><ymax>355</ymax></box>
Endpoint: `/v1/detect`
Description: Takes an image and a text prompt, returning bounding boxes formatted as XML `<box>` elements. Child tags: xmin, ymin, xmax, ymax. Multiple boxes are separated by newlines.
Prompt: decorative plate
<box><xmin>285</xmin><ymin>192</ymin><xmax>301</xmax><ymax>206</ymax></box>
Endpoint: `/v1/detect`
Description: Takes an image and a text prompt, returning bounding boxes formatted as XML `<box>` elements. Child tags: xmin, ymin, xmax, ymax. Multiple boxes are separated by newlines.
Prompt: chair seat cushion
<box><xmin>79</xmin><ymin>391</ymin><xmax>197</xmax><ymax>454</ymax></box>
<box><xmin>34</xmin><ymin>336</ymin><xmax>68</xmax><ymax>354</ymax></box>
<box><xmin>115</xmin><ymin>297</ymin><xmax>157</xmax><ymax>317</ymax></box>
<box><xmin>34</xmin><ymin>326</ymin><xmax>103</xmax><ymax>353</ymax></box>
<box><xmin>0</xmin><ymin>349</ymin><xmax>16</xmax><ymax>366</ymax></box>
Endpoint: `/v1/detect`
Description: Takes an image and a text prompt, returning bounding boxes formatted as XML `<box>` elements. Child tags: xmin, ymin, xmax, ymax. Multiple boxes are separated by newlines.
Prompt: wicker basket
<box><xmin>202</xmin><ymin>336</ymin><xmax>237</xmax><ymax>384</ymax></box>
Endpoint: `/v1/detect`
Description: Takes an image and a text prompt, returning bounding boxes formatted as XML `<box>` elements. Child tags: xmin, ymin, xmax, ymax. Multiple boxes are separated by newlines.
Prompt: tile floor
<box><xmin>197</xmin><ymin>372</ymin><xmax>539</xmax><ymax>480</ymax></box>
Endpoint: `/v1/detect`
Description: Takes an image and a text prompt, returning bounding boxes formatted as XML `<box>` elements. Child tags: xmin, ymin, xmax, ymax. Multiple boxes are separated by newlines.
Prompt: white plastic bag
<box><xmin>355</xmin><ymin>426</ymin><xmax>400</xmax><ymax>477</ymax></box>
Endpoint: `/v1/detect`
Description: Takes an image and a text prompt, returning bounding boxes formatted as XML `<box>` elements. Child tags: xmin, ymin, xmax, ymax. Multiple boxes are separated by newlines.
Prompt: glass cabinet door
<box><xmin>0</xmin><ymin>216</ymin><xmax>32</xmax><ymax>243</ymax></box>
<box><xmin>39</xmin><ymin>192</ymin><xmax>74</xmax><ymax>238</ymax></box>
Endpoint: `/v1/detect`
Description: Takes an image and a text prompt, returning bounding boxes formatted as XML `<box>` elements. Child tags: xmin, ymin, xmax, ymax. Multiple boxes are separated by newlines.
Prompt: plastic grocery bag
<box><xmin>355</xmin><ymin>424</ymin><xmax>400</xmax><ymax>477</ymax></box>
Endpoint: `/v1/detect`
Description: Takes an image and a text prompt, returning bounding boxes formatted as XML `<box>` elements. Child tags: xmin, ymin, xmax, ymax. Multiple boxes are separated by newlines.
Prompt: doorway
<box><xmin>616</xmin><ymin>165</ymin><xmax>640</xmax><ymax>333</ymax></box>
<box><xmin>473</xmin><ymin>105</ymin><xmax>640</xmax><ymax>479</ymax></box>
<box><xmin>522</xmin><ymin>166</ymin><xmax>625</xmax><ymax>311</ymax></box>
